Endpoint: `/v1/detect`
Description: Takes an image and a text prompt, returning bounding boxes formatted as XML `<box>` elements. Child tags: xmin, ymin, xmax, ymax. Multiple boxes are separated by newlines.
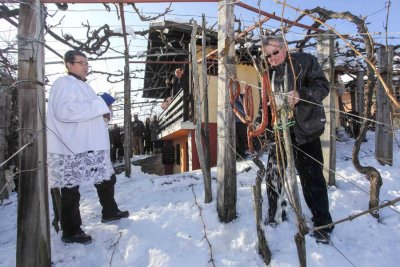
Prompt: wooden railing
<box><xmin>158</xmin><ymin>90</ymin><xmax>185</xmax><ymax>132</ymax></box>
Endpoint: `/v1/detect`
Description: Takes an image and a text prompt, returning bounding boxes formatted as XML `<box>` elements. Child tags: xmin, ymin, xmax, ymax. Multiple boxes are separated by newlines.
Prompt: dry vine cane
<box><xmin>190</xmin><ymin>185</ymin><xmax>215</xmax><ymax>267</ymax></box>
<box><xmin>252</xmin><ymin>153</ymin><xmax>272</xmax><ymax>265</ymax></box>
<box><xmin>229</xmin><ymin>73</ymin><xmax>276</xmax><ymax>265</ymax></box>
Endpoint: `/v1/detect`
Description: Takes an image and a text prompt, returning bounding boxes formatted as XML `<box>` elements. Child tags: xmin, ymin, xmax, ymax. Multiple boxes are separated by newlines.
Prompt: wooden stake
<box><xmin>317</xmin><ymin>32</ymin><xmax>336</xmax><ymax>186</ymax></box>
<box><xmin>191</xmin><ymin>21</ymin><xmax>212</xmax><ymax>203</ymax></box>
<box><xmin>356</xmin><ymin>70</ymin><xmax>365</xmax><ymax>116</ymax></box>
<box><xmin>281</xmin><ymin>64</ymin><xmax>307</xmax><ymax>267</ymax></box>
<box><xmin>119</xmin><ymin>3</ymin><xmax>132</xmax><ymax>177</ymax></box>
<box><xmin>376</xmin><ymin>46</ymin><xmax>393</xmax><ymax>166</ymax></box>
<box><xmin>252</xmin><ymin>157</ymin><xmax>272</xmax><ymax>265</ymax></box>
<box><xmin>201</xmin><ymin>15</ymin><xmax>212</xmax><ymax>203</ymax></box>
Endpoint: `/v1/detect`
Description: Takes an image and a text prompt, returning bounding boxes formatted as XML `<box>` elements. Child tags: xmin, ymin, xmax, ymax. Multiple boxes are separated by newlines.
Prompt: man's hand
<box><xmin>287</xmin><ymin>90</ymin><xmax>300</xmax><ymax>109</ymax></box>
<box><xmin>103</xmin><ymin>113</ymin><xmax>111</xmax><ymax>121</ymax></box>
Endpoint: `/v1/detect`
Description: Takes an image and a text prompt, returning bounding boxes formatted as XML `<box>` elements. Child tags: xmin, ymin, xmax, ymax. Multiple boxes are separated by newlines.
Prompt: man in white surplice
<box><xmin>47</xmin><ymin>50</ymin><xmax>128</xmax><ymax>245</ymax></box>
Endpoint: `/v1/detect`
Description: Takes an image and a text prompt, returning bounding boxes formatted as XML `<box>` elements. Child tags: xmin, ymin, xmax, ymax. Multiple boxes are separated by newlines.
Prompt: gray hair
<box><xmin>261</xmin><ymin>36</ymin><xmax>285</xmax><ymax>47</ymax></box>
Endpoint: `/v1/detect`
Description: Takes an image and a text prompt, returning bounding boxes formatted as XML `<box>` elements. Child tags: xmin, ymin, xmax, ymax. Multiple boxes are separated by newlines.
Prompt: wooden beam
<box><xmin>198</xmin><ymin>15</ymin><xmax>272</xmax><ymax>64</ymax></box>
<box><xmin>235</xmin><ymin>2</ymin><xmax>321</xmax><ymax>32</ymax></box>
<box><xmin>198</xmin><ymin>0</ymin><xmax>324</xmax><ymax>64</ymax></box>
<box><xmin>129</xmin><ymin>60</ymin><xmax>191</xmax><ymax>64</ymax></box>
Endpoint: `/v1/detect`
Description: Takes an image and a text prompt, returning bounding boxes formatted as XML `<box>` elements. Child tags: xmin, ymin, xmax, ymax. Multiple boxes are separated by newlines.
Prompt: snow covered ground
<box><xmin>1</xmin><ymin>130</ymin><xmax>399</xmax><ymax>267</ymax></box>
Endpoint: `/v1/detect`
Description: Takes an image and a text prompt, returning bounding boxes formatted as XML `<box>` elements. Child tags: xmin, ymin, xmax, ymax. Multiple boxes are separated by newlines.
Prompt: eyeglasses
<box><xmin>265</xmin><ymin>50</ymin><xmax>280</xmax><ymax>59</ymax></box>
<box><xmin>72</xmin><ymin>61</ymin><xmax>90</xmax><ymax>67</ymax></box>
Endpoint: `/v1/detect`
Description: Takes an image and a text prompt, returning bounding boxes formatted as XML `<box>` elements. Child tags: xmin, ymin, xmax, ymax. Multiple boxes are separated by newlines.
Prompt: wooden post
<box><xmin>201</xmin><ymin>14</ymin><xmax>210</xmax><ymax>176</ymax></box>
<box><xmin>317</xmin><ymin>33</ymin><xmax>336</xmax><ymax>186</ymax></box>
<box><xmin>375</xmin><ymin>46</ymin><xmax>393</xmax><ymax>166</ymax></box>
<box><xmin>119</xmin><ymin>3</ymin><xmax>132</xmax><ymax>176</ymax></box>
<box><xmin>217</xmin><ymin>0</ymin><xmax>236</xmax><ymax>222</ymax></box>
<box><xmin>0</xmin><ymin>85</ymin><xmax>10</xmax><ymax>200</ymax></box>
<box><xmin>281</xmin><ymin>64</ymin><xmax>307</xmax><ymax>267</ymax></box>
<box><xmin>201</xmin><ymin>15</ymin><xmax>212</xmax><ymax>203</ymax></box>
<box><xmin>17</xmin><ymin>1</ymin><xmax>51</xmax><ymax>266</ymax></box>
<box><xmin>356</xmin><ymin>70</ymin><xmax>365</xmax><ymax>116</ymax></box>
<box><xmin>0</xmin><ymin>78</ymin><xmax>17</xmax><ymax>200</ymax></box>
<box><xmin>252</xmin><ymin>158</ymin><xmax>271</xmax><ymax>265</ymax></box>
<box><xmin>191</xmin><ymin>21</ymin><xmax>212</xmax><ymax>203</ymax></box>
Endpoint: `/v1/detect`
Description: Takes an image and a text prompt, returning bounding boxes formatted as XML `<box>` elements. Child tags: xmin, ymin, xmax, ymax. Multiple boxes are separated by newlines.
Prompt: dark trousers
<box><xmin>292</xmin><ymin>137</ymin><xmax>333</xmax><ymax>229</ymax></box>
<box><xmin>183</xmin><ymin>93</ymin><xmax>191</xmax><ymax>121</ymax></box>
<box><xmin>144</xmin><ymin>138</ymin><xmax>153</xmax><ymax>154</ymax></box>
<box><xmin>60</xmin><ymin>174</ymin><xmax>119</xmax><ymax>237</ymax></box>
<box><xmin>266</xmin><ymin>136</ymin><xmax>333</xmax><ymax>229</ymax></box>
<box><xmin>111</xmin><ymin>144</ymin><xmax>123</xmax><ymax>162</ymax></box>
<box><xmin>236</xmin><ymin>122</ymin><xmax>248</xmax><ymax>158</ymax></box>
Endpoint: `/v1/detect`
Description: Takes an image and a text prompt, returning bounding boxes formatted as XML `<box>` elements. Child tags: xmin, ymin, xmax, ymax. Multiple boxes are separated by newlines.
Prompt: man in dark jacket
<box><xmin>110</xmin><ymin>124</ymin><xmax>123</xmax><ymax>162</ymax></box>
<box><xmin>150</xmin><ymin>115</ymin><xmax>160</xmax><ymax>153</ymax></box>
<box><xmin>260</xmin><ymin>36</ymin><xmax>333</xmax><ymax>243</ymax></box>
<box><xmin>165</xmin><ymin>68</ymin><xmax>191</xmax><ymax>121</ymax></box>
<box><xmin>166</xmin><ymin>68</ymin><xmax>186</xmax><ymax>98</ymax></box>
<box><xmin>131</xmin><ymin>114</ymin><xmax>145</xmax><ymax>155</ymax></box>
<box><xmin>234</xmin><ymin>95</ymin><xmax>248</xmax><ymax>159</ymax></box>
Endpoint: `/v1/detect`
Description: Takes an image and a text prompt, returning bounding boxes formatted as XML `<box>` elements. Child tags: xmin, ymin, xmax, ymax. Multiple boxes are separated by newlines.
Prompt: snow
<box><xmin>1</xmin><ymin>130</ymin><xmax>400</xmax><ymax>267</ymax></box>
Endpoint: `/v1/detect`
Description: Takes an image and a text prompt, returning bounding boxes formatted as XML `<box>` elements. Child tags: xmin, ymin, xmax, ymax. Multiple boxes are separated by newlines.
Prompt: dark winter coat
<box><xmin>234</xmin><ymin>94</ymin><xmax>245</xmax><ymax>123</ymax></box>
<box><xmin>131</xmin><ymin>119</ymin><xmax>145</xmax><ymax>137</ymax></box>
<box><xmin>144</xmin><ymin>124</ymin><xmax>152</xmax><ymax>144</ymax></box>
<box><xmin>167</xmin><ymin>75</ymin><xmax>189</xmax><ymax>99</ymax></box>
<box><xmin>110</xmin><ymin>126</ymin><xmax>123</xmax><ymax>147</ymax></box>
<box><xmin>257</xmin><ymin>52</ymin><xmax>329</xmax><ymax>145</ymax></box>
<box><xmin>149</xmin><ymin>121</ymin><xmax>159</xmax><ymax>142</ymax></box>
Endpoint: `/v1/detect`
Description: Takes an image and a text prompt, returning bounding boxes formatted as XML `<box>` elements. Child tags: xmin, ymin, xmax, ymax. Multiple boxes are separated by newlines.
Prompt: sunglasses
<box><xmin>265</xmin><ymin>50</ymin><xmax>280</xmax><ymax>59</ymax></box>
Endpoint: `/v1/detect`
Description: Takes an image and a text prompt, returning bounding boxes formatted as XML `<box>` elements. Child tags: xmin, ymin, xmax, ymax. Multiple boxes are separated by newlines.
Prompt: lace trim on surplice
<box><xmin>48</xmin><ymin>150</ymin><xmax>114</xmax><ymax>188</ymax></box>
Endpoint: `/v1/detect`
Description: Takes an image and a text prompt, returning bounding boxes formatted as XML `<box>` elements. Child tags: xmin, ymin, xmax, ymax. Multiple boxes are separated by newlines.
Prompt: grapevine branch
<box><xmin>190</xmin><ymin>185</ymin><xmax>216</xmax><ymax>267</ymax></box>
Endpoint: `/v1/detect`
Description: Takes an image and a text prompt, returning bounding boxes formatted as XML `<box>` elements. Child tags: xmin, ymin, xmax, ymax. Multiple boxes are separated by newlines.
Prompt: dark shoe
<box><xmin>264</xmin><ymin>214</ymin><xmax>278</xmax><ymax>227</ymax></box>
<box><xmin>311</xmin><ymin>230</ymin><xmax>331</xmax><ymax>244</ymax></box>
<box><xmin>265</xmin><ymin>220</ymin><xmax>278</xmax><ymax>228</ymax></box>
<box><xmin>62</xmin><ymin>229</ymin><xmax>92</xmax><ymax>245</ymax></box>
<box><xmin>281</xmin><ymin>209</ymin><xmax>288</xmax><ymax>222</ymax></box>
<box><xmin>101</xmin><ymin>210</ymin><xmax>129</xmax><ymax>223</ymax></box>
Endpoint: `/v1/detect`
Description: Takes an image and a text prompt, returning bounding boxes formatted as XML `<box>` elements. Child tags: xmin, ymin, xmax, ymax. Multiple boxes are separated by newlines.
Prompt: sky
<box><xmin>0</xmin><ymin>129</ymin><xmax>399</xmax><ymax>266</ymax></box>
<box><xmin>2</xmin><ymin>0</ymin><xmax>397</xmax><ymax>124</ymax></box>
